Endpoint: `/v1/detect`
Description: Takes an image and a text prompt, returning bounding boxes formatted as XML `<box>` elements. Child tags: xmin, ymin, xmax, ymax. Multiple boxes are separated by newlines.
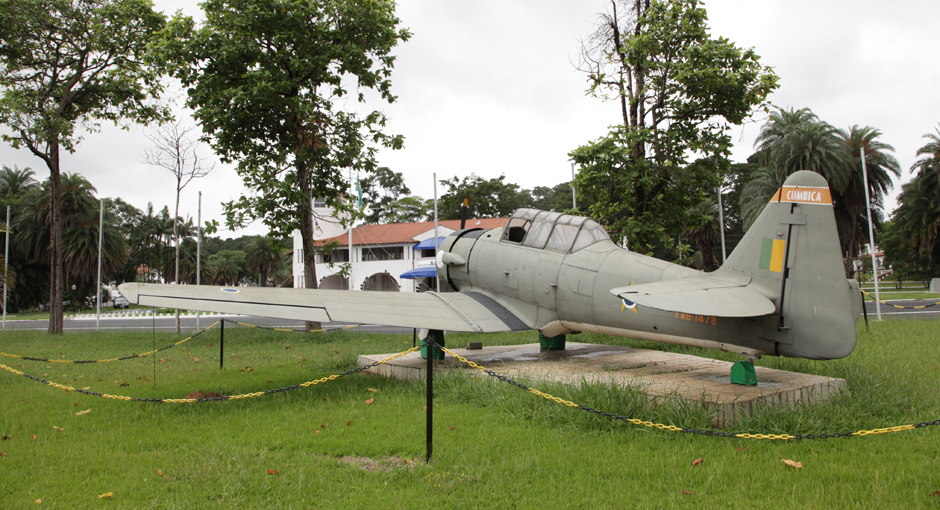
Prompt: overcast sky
<box><xmin>1</xmin><ymin>0</ymin><xmax>937</xmax><ymax>238</ymax></box>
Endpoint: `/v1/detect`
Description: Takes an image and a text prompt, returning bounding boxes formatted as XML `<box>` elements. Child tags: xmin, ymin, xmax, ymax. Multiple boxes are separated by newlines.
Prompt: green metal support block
<box><xmin>539</xmin><ymin>333</ymin><xmax>566</xmax><ymax>352</ymax></box>
<box><xmin>730</xmin><ymin>360</ymin><xmax>758</xmax><ymax>386</ymax></box>
<box><xmin>420</xmin><ymin>330</ymin><xmax>445</xmax><ymax>360</ymax></box>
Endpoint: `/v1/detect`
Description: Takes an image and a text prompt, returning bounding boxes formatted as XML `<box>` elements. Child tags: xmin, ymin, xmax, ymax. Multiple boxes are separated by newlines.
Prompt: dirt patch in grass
<box><xmin>338</xmin><ymin>455</ymin><xmax>417</xmax><ymax>472</ymax></box>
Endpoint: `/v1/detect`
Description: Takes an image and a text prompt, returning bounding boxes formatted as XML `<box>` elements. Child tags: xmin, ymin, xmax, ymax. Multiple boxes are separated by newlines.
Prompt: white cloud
<box><xmin>2</xmin><ymin>0</ymin><xmax>936</xmax><ymax>236</ymax></box>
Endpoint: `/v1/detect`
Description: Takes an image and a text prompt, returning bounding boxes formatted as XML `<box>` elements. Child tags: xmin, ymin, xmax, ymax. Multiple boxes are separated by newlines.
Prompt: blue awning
<box><xmin>413</xmin><ymin>237</ymin><xmax>446</xmax><ymax>250</ymax></box>
<box><xmin>400</xmin><ymin>266</ymin><xmax>438</xmax><ymax>279</ymax></box>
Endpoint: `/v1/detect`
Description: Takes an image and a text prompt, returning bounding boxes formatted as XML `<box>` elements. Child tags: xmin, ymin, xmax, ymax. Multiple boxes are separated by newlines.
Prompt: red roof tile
<box><xmin>315</xmin><ymin>217</ymin><xmax>508</xmax><ymax>247</ymax></box>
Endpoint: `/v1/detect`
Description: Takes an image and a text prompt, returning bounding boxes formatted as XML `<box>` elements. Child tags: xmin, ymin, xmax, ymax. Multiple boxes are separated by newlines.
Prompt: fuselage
<box><xmin>437</xmin><ymin>201</ymin><xmax>859</xmax><ymax>360</ymax></box>
<box><xmin>438</xmin><ymin>225</ymin><xmax>774</xmax><ymax>357</ymax></box>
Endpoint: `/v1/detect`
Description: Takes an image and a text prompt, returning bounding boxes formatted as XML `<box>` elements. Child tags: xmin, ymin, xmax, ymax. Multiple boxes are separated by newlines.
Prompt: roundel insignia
<box><xmin>621</xmin><ymin>298</ymin><xmax>638</xmax><ymax>314</ymax></box>
<box><xmin>221</xmin><ymin>288</ymin><xmax>240</xmax><ymax>294</ymax></box>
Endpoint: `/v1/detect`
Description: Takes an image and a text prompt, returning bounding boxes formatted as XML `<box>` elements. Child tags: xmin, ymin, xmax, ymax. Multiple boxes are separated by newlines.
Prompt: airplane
<box><xmin>119</xmin><ymin>170</ymin><xmax>862</xmax><ymax>380</ymax></box>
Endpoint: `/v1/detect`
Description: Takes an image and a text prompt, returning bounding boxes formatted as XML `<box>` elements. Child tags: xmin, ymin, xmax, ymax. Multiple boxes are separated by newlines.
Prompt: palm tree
<box><xmin>0</xmin><ymin>219</ymin><xmax>17</xmax><ymax>312</ymax></box>
<box><xmin>61</xmin><ymin>208</ymin><xmax>127</xmax><ymax>308</ymax></box>
<box><xmin>739</xmin><ymin>165</ymin><xmax>789</xmax><ymax>231</ymax></box>
<box><xmin>892</xmin><ymin>124</ymin><xmax>940</xmax><ymax>270</ymax></box>
<box><xmin>207</xmin><ymin>258</ymin><xmax>238</xmax><ymax>286</ymax></box>
<box><xmin>245</xmin><ymin>236</ymin><xmax>284</xmax><ymax>287</ymax></box>
<box><xmin>684</xmin><ymin>199</ymin><xmax>721</xmax><ymax>271</ymax></box>
<box><xmin>745</xmin><ymin>108</ymin><xmax>900</xmax><ymax>274</ymax></box>
<box><xmin>893</xmin><ymin>174</ymin><xmax>940</xmax><ymax>271</ymax></box>
<box><xmin>773</xmin><ymin>120</ymin><xmax>852</xmax><ymax>191</ymax></box>
<box><xmin>745</xmin><ymin>108</ymin><xmax>850</xmax><ymax>227</ymax></box>
<box><xmin>0</xmin><ymin>165</ymin><xmax>38</xmax><ymax>199</ymax></box>
<box><xmin>835</xmin><ymin>126</ymin><xmax>900</xmax><ymax>270</ymax></box>
<box><xmin>11</xmin><ymin>173</ymin><xmax>125</xmax><ymax>309</ymax></box>
<box><xmin>910</xmin><ymin>124</ymin><xmax>940</xmax><ymax>176</ymax></box>
<box><xmin>754</xmin><ymin>107</ymin><xmax>820</xmax><ymax>157</ymax></box>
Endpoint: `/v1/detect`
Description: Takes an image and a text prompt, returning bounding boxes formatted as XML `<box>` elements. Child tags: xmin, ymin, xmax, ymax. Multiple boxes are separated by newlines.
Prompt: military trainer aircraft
<box><xmin>119</xmin><ymin>170</ymin><xmax>862</xmax><ymax>363</ymax></box>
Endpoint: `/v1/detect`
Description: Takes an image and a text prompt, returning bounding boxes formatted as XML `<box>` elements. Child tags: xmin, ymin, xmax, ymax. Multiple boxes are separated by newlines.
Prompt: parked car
<box><xmin>113</xmin><ymin>296</ymin><xmax>130</xmax><ymax>309</ymax></box>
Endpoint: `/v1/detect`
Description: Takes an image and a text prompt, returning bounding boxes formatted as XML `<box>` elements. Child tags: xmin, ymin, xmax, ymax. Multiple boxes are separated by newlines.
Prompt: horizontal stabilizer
<box><xmin>610</xmin><ymin>274</ymin><xmax>776</xmax><ymax>317</ymax></box>
<box><xmin>118</xmin><ymin>283</ymin><xmax>530</xmax><ymax>333</ymax></box>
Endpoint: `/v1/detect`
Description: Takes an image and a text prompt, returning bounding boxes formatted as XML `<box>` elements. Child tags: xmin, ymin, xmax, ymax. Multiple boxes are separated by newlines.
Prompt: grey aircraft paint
<box><xmin>121</xmin><ymin>171</ymin><xmax>860</xmax><ymax>361</ymax></box>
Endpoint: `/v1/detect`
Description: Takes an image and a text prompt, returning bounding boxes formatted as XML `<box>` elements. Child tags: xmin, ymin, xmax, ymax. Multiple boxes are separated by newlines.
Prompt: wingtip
<box><xmin>117</xmin><ymin>282</ymin><xmax>140</xmax><ymax>303</ymax></box>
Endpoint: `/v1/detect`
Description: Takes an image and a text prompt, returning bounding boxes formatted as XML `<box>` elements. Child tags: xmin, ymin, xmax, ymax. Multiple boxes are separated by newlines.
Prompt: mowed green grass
<box><xmin>1</xmin><ymin>320</ymin><xmax>939</xmax><ymax>509</ymax></box>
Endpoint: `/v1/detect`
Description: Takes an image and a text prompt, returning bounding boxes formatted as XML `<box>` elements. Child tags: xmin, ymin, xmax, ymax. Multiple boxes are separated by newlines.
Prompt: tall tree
<box><xmin>835</xmin><ymin>126</ymin><xmax>900</xmax><ymax>271</ymax></box>
<box><xmin>742</xmin><ymin>107</ymin><xmax>841</xmax><ymax>229</ymax></box>
<box><xmin>0</xmin><ymin>165</ymin><xmax>39</xmax><ymax>201</ymax></box>
<box><xmin>438</xmin><ymin>174</ymin><xmax>531</xmax><ymax>220</ymax></box>
<box><xmin>142</xmin><ymin>121</ymin><xmax>213</xmax><ymax>332</ymax></box>
<box><xmin>383</xmin><ymin>196</ymin><xmax>431</xmax><ymax>224</ymax></box>
<box><xmin>571</xmin><ymin>0</ymin><xmax>777</xmax><ymax>253</ymax></box>
<box><xmin>13</xmin><ymin>173</ymin><xmax>125</xmax><ymax>309</ymax></box>
<box><xmin>0</xmin><ymin>0</ymin><xmax>169</xmax><ymax>332</ymax></box>
<box><xmin>142</xmin><ymin>121</ymin><xmax>213</xmax><ymax>287</ymax></box>
<box><xmin>359</xmin><ymin>166</ymin><xmax>410</xmax><ymax>224</ymax></box>
<box><xmin>743</xmin><ymin>108</ymin><xmax>899</xmax><ymax>273</ymax></box>
<box><xmin>910</xmin><ymin>123</ymin><xmax>940</xmax><ymax>177</ymax></box>
<box><xmin>891</xmin><ymin>124</ymin><xmax>940</xmax><ymax>273</ymax></box>
<box><xmin>683</xmin><ymin>198</ymin><xmax>720</xmax><ymax>271</ymax></box>
<box><xmin>244</xmin><ymin>236</ymin><xmax>283</xmax><ymax>287</ymax></box>
<box><xmin>158</xmin><ymin>0</ymin><xmax>410</xmax><ymax>329</ymax></box>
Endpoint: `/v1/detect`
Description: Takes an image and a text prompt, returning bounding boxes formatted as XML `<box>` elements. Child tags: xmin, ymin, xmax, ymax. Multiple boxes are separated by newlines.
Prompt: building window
<box><xmin>362</xmin><ymin>247</ymin><xmax>404</xmax><ymax>261</ymax></box>
<box><xmin>322</xmin><ymin>248</ymin><xmax>349</xmax><ymax>263</ymax></box>
<box><xmin>313</xmin><ymin>197</ymin><xmax>327</xmax><ymax>208</ymax></box>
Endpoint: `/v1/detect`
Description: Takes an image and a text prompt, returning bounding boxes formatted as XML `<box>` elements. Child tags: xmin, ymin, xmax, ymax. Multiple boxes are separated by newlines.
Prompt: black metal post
<box><xmin>425</xmin><ymin>333</ymin><xmax>434</xmax><ymax>463</ymax></box>
<box><xmin>220</xmin><ymin>320</ymin><xmax>225</xmax><ymax>370</ymax></box>
<box><xmin>861</xmin><ymin>290</ymin><xmax>869</xmax><ymax>330</ymax></box>
<box><xmin>460</xmin><ymin>199</ymin><xmax>468</xmax><ymax>230</ymax></box>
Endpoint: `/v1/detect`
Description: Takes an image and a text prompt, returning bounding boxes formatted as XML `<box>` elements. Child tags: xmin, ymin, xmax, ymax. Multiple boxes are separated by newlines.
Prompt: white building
<box><xmin>292</xmin><ymin>204</ymin><xmax>507</xmax><ymax>292</ymax></box>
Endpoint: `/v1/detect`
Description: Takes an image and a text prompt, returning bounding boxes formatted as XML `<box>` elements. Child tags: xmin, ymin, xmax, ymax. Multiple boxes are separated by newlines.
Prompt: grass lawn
<box><xmin>1</xmin><ymin>320</ymin><xmax>939</xmax><ymax>509</ymax></box>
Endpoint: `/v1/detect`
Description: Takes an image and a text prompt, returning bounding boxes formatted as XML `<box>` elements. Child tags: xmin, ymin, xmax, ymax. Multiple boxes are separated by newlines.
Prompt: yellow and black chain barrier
<box><xmin>860</xmin><ymin>289</ymin><xmax>940</xmax><ymax>310</ymax></box>
<box><xmin>0</xmin><ymin>321</ymin><xmax>221</xmax><ymax>364</ymax></box>
<box><xmin>436</xmin><ymin>343</ymin><xmax>940</xmax><ymax>440</ymax></box>
<box><xmin>225</xmin><ymin>319</ymin><xmax>359</xmax><ymax>334</ymax></box>
<box><xmin>0</xmin><ymin>346</ymin><xmax>420</xmax><ymax>402</ymax></box>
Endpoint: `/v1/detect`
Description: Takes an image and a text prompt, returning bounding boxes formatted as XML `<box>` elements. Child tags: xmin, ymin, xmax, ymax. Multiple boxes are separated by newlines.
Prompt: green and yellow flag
<box><xmin>759</xmin><ymin>238</ymin><xmax>786</xmax><ymax>272</ymax></box>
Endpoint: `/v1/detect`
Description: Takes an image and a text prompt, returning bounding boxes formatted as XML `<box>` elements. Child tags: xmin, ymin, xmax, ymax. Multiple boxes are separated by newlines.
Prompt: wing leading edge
<box><xmin>609</xmin><ymin>274</ymin><xmax>776</xmax><ymax>318</ymax></box>
<box><xmin>118</xmin><ymin>283</ymin><xmax>529</xmax><ymax>333</ymax></box>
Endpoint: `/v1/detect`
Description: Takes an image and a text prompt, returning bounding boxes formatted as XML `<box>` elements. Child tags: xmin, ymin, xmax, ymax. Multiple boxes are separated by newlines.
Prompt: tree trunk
<box><xmin>48</xmin><ymin>139</ymin><xmax>64</xmax><ymax>334</ymax></box>
<box><xmin>297</xmin><ymin>160</ymin><xmax>321</xmax><ymax>331</ymax></box>
<box><xmin>174</xmin><ymin>190</ymin><xmax>181</xmax><ymax>334</ymax></box>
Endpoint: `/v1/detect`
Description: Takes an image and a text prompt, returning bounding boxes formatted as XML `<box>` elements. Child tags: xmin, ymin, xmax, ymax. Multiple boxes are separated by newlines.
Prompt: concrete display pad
<box><xmin>359</xmin><ymin>342</ymin><xmax>846</xmax><ymax>428</ymax></box>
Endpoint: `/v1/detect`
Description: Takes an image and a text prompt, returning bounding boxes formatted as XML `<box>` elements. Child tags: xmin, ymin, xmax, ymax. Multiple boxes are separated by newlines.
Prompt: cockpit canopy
<box><xmin>501</xmin><ymin>208</ymin><xmax>610</xmax><ymax>253</ymax></box>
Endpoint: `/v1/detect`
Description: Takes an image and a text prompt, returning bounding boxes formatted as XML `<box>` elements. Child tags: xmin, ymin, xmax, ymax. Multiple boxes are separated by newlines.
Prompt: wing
<box><xmin>118</xmin><ymin>283</ymin><xmax>529</xmax><ymax>333</ymax></box>
<box><xmin>610</xmin><ymin>275</ymin><xmax>776</xmax><ymax>318</ymax></box>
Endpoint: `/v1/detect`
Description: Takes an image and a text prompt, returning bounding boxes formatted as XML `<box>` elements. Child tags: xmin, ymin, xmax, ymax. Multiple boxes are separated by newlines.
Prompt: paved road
<box><xmin>863</xmin><ymin>298</ymin><xmax>940</xmax><ymax>319</ymax></box>
<box><xmin>0</xmin><ymin>314</ymin><xmax>417</xmax><ymax>335</ymax></box>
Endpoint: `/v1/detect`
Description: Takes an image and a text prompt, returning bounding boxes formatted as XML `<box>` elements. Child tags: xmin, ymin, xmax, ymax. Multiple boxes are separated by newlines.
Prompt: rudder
<box><xmin>722</xmin><ymin>170</ymin><xmax>857</xmax><ymax>359</ymax></box>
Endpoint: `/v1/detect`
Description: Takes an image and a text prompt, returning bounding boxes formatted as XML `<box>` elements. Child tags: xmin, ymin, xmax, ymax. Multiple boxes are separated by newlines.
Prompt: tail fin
<box><xmin>722</xmin><ymin>170</ymin><xmax>857</xmax><ymax>359</ymax></box>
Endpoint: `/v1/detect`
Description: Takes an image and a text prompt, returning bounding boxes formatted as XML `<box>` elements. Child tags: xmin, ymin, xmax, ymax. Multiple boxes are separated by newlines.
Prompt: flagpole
<box><xmin>861</xmin><ymin>146</ymin><xmax>882</xmax><ymax>320</ymax></box>
<box><xmin>433</xmin><ymin>173</ymin><xmax>439</xmax><ymax>293</ymax></box>
<box><xmin>96</xmin><ymin>199</ymin><xmax>103</xmax><ymax>330</ymax></box>
<box><xmin>3</xmin><ymin>205</ymin><xmax>9</xmax><ymax>330</ymax></box>
<box><xmin>348</xmin><ymin>169</ymin><xmax>354</xmax><ymax>291</ymax></box>
<box><xmin>196</xmin><ymin>191</ymin><xmax>202</xmax><ymax>330</ymax></box>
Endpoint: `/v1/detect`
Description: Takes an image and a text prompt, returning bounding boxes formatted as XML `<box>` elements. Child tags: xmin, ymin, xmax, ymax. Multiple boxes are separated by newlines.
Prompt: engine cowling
<box><xmin>436</xmin><ymin>228</ymin><xmax>494</xmax><ymax>292</ymax></box>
